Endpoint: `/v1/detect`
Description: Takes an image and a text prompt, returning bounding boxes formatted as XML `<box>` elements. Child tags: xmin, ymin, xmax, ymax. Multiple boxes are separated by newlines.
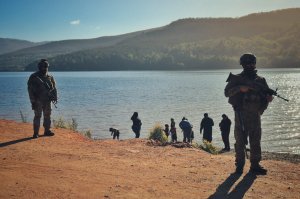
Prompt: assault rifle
<box><xmin>36</xmin><ymin>76</ymin><xmax>58</xmax><ymax>108</ymax></box>
<box><xmin>227</xmin><ymin>73</ymin><xmax>289</xmax><ymax>102</ymax></box>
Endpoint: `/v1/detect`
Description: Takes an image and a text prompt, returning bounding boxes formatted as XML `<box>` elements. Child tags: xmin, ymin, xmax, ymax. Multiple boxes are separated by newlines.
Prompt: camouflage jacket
<box><xmin>224</xmin><ymin>71</ymin><xmax>269</xmax><ymax>114</ymax></box>
<box><xmin>27</xmin><ymin>71</ymin><xmax>57</xmax><ymax>103</ymax></box>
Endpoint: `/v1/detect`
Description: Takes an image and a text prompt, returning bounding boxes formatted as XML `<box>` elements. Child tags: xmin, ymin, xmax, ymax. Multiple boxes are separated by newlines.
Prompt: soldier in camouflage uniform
<box><xmin>27</xmin><ymin>59</ymin><xmax>57</xmax><ymax>138</ymax></box>
<box><xmin>224</xmin><ymin>53</ymin><xmax>273</xmax><ymax>175</ymax></box>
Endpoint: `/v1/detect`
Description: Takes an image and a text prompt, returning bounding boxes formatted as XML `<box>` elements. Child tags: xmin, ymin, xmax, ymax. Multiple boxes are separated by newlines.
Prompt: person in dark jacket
<box><xmin>170</xmin><ymin>118</ymin><xmax>177</xmax><ymax>143</ymax></box>
<box><xmin>200</xmin><ymin>113</ymin><xmax>214</xmax><ymax>142</ymax></box>
<box><xmin>163</xmin><ymin>124</ymin><xmax>170</xmax><ymax>138</ymax></box>
<box><xmin>131</xmin><ymin>112</ymin><xmax>142</xmax><ymax>138</ymax></box>
<box><xmin>179</xmin><ymin>117</ymin><xmax>193</xmax><ymax>143</ymax></box>
<box><xmin>109</xmin><ymin>128</ymin><xmax>120</xmax><ymax>140</ymax></box>
<box><xmin>219</xmin><ymin>114</ymin><xmax>232</xmax><ymax>151</ymax></box>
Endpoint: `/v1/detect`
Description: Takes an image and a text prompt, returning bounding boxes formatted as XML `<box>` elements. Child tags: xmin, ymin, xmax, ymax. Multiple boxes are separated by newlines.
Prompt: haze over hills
<box><xmin>0</xmin><ymin>8</ymin><xmax>299</xmax><ymax>71</ymax></box>
<box><xmin>0</xmin><ymin>38</ymin><xmax>45</xmax><ymax>55</ymax></box>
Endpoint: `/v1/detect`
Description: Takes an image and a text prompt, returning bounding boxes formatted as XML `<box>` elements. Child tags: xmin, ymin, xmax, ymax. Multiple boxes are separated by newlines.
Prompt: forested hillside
<box><xmin>0</xmin><ymin>31</ymin><xmax>144</xmax><ymax>71</ymax></box>
<box><xmin>1</xmin><ymin>8</ymin><xmax>299</xmax><ymax>71</ymax></box>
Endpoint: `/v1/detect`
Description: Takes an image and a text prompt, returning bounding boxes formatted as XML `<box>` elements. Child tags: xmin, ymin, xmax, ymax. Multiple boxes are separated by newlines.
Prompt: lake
<box><xmin>0</xmin><ymin>69</ymin><xmax>299</xmax><ymax>154</ymax></box>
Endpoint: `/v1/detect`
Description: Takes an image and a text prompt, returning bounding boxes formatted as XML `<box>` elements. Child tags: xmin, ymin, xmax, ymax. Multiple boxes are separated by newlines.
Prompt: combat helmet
<box><xmin>239</xmin><ymin>53</ymin><xmax>256</xmax><ymax>66</ymax></box>
<box><xmin>38</xmin><ymin>59</ymin><xmax>49</xmax><ymax>69</ymax></box>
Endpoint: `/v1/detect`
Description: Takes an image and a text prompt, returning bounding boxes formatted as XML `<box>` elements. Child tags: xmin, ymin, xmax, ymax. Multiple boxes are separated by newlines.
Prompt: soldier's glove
<box><xmin>31</xmin><ymin>102</ymin><xmax>36</xmax><ymax>110</ymax></box>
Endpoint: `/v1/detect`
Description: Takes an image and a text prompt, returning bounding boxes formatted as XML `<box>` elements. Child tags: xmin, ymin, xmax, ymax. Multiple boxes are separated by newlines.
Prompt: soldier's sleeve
<box><xmin>259</xmin><ymin>77</ymin><xmax>270</xmax><ymax>114</ymax></box>
<box><xmin>49</xmin><ymin>76</ymin><xmax>56</xmax><ymax>89</ymax></box>
<box><xmin>262</xmin><ymin>77</ymin><xmax>270</xmax><ymax>89</ymax></box>
<box><xmin>50</xmin><ymin>76</ymin><xmax>58</xmax><ymax>101</ymax></box>
<box><xmin>27</xmin><ymin>75</ymin><xmax>37</xmax><ymax>103</ymax></box>
<box><xmin>225</xmin><ymin>81</ymin><xmax>241</xmax><ymax>98</ymax></box>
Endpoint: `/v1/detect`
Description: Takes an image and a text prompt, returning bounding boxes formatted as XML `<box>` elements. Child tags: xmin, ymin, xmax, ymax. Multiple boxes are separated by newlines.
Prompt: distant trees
<box><xmin>1</xmin><ymin>8</ymin><xmax>300</xmax><ymax>71</ymax></box>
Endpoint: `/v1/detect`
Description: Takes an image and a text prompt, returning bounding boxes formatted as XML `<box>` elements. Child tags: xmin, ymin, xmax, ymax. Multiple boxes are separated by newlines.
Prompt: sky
<box><xmin>1</xmin><ymin>0</ymin><xmax>300</xmax><ymax>42</ymax></box>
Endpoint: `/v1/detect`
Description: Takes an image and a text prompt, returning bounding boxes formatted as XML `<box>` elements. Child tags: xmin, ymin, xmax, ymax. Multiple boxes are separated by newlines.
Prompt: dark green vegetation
<box><xmin>1</xmin><ymin>8</ymin><xmax>299</xmax><ymax>71</ymax></box>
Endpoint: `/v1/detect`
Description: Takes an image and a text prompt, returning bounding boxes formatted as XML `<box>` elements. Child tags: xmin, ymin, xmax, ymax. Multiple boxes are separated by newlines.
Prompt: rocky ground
<box><xmin>0</xmin><ymin>119</ymin><xmax>299</xmax><ymax>199</ymax></box>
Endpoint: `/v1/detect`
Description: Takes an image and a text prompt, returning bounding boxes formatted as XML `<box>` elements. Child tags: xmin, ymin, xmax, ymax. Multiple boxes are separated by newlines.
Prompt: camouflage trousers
<box><xmin>234</xmin><ymin>110</ymin><xmax>262</xmax><ymax>167</ymax></box>
<box><xmin>33</xmin><ymin>101</ymin><xmax>52</xmax><ymax>134</ymax></box>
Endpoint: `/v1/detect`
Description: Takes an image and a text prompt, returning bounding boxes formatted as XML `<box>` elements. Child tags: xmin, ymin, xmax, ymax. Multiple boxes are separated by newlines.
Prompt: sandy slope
<box><xmin>0</xmin><ymin>120</ymin><xmax>299</xmax><ymax>199</ymax></box>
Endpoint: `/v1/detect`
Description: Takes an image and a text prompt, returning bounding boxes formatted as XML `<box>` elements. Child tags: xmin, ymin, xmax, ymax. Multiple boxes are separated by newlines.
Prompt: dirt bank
<box><xmin>0</xmin><ymin>120</ymin><xmax>299</xmax><ymax>199</ymax></box>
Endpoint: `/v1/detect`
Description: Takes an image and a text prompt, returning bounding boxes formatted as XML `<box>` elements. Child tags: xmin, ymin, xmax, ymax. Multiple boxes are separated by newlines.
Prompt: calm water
<box><xmin>0</xmin><ymin>69</ymin><xmax>299</xmax><ymax>154</ymax></box>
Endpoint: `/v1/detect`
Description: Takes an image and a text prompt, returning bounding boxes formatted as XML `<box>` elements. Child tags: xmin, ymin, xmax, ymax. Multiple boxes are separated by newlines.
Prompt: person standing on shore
<box><xmin>170</xmin><ymin>118</ymin><xmax>177</xmax><ymax>143</ymax></box>
<box><xmin>163</xmin><ymin>124</ymin><xmax>170</xmax><ymax>138</ymax></box>
<box><xmin>27</xmin><ymin>59</ymin><xmax>57</xmax><ymax>138</ymax></box>
<box><xmin>219</xmin><ymin>114</ymin><xmax>232</xmax><ymax>151</ymax></box>
<box><xmin>224</xmin><ymin>53</ymin><xmax>273</xmax><ymax>175</ymax></box>
<box><xmin>179</xmin><ymin>117</ymin><xmax>193</xmax><ymax>143</ymax></box>
<box><xmin>131</xmin><ymin>112</ymin><xmax>142</xmax><ymax>138</ymax></box>
<box><xmin>200</xmin><ymin>113</ymin><xmax>214</xmax><ymax>142</ymax></box>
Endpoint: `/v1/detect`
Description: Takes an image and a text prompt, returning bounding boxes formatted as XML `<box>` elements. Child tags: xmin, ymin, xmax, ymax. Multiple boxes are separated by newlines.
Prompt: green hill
<box><xmin>0</xmin><ymin>32</ymin><xmax>144</xmax><ymax>71</ymax></box>
<box><xmin>1</xmin><ymin>8</ymin><xmax>299</xmax><ymax>71</ymax></box>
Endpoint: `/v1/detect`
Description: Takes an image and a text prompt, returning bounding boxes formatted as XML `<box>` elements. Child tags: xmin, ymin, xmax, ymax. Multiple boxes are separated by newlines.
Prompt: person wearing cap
<box><xmin>224</xmin><ymin>53</ymin><xmax>273</xmax><ymax>175</ymax></box>
<box><xmin>27</xmin><ymin>59</ymin><xmax>57</xmax><ymax>138</ymax></box>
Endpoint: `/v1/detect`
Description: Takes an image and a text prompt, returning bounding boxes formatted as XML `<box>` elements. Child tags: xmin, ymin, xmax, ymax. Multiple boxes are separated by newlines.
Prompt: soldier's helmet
<box><xmin>239</xmin><ymin>53</ymin><xmax>256</xmax><ymax>66</ymax></box>
<box><xmin>38</xmin><ymin>59</ymin><xmax>49</xmax><ymax>69</ymax></box>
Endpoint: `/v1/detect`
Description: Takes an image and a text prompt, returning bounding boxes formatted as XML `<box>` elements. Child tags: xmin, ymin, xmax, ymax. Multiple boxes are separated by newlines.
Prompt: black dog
<box><xmin>109</xmin><ymin>128</ymin><xmax>120</xmax><ymax>140</ymax></box>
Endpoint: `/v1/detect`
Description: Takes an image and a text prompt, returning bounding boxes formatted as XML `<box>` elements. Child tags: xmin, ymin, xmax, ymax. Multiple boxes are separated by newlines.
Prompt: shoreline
<box><xmin>149</xmin><ymin>141</ymin><xmax>300</xmax><ymax>164</ymax></box>
<box><xmin>1</xmin><ymin>119</ymin><xmax>299</xmax><ymax>198</ymax></box>
<box><xmin>218</xmin><ymin>149</ymin><xmax>300</xmax><ymax>164</ymax></box>
<box><xmin>2</xmin><ymin>118</ymin><xmax>299</xmax><ymax>163</ymax></box>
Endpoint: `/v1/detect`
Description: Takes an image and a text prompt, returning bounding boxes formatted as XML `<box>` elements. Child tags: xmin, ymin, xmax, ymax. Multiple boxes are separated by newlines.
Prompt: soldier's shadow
<box><xmin>0</xmin><ymin>137</ymin><xmax>34</xmax><ymax>148</ymax></box>
<box><xmin>208</xmin><ymin>172</ymin><xmax>257</xmax><ymax>199</ymax></box>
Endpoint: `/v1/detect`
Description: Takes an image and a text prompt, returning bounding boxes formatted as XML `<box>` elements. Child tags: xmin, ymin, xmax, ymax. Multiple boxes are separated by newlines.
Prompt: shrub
<box><xmin>80</xmin><ymin>129</ymin><xmax>92</xmax><ymax>139</ymax></box>
<box><xmin>53</xmin><ymin>117</ymin><xmax>67</xmax><ymax>129</ymax></box>
<box><xmin>148</xmin><ymin>124</ymin><xmax>168</xmax><ymax>143</ymax></box>
<box><xmin>196</xmin><ymin>140</ymin><xmax>219</xmax><ymax>155</ymax></box>
<box><xmin>53</xmin><ymin>117</ymin><xmax>77</xmax><ymax>130</ymax></box>
<box><xmin>67</xmin><ymin>118</ymin><xmax>78</xmax><ymax>131</ymax></box>
<box><xmin>52</xmin><ymin>117</ymin><xmax>92</xmax><ymax>139</ymax></box>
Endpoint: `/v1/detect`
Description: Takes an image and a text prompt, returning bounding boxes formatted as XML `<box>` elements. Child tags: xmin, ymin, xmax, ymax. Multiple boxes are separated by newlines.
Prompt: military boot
<box><xmin>250</xmin><ymin>163</ymin><xmax>267</xmax><ymax>175</ymax></box>
<box><xmin>33</xmin><ymin>125</ymin><xmax>39</xmax><ymax>139</ymax></box>
<box><xmin>235</xmin><ymin>165</ymin><xmax>244</xmax><ymax>174</ymax></box>
<box><xmin>44</xmin><ymin>130</ymin><xmax>55</xmax><ymax>136</ymax></box>
<box><xmin>235</xmin><ymin>162</ymin><xmax>244</xmax><ymax>174</ymax></box>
